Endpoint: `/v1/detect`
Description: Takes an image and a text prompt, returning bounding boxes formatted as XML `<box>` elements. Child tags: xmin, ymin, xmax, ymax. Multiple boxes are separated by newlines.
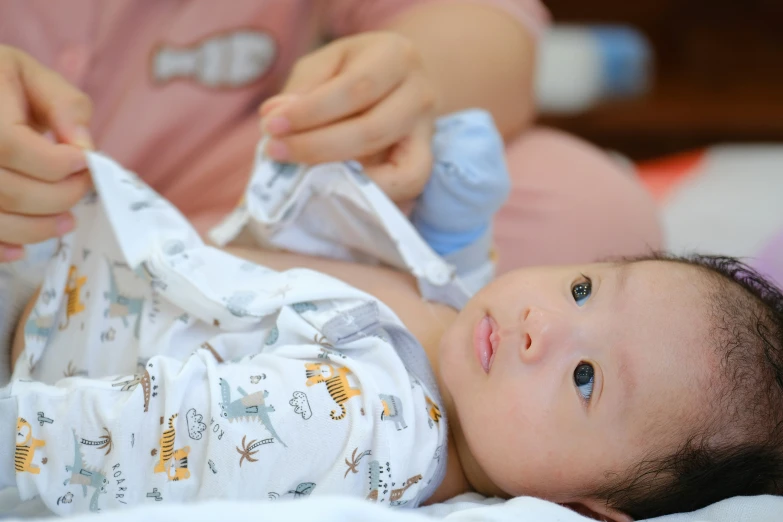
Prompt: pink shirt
<box><xmin>1</xmin><ymin>0</ymin><xmax>548</xmax><ymax>230</ymax></box>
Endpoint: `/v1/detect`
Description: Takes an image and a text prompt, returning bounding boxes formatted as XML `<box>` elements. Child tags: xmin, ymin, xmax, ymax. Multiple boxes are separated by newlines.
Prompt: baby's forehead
<box><xmin>609</xmin><ymin>260</ymin><xmax>712</xmax><ymax>323</ymax></box>
<box><xmin>607</xmin><ymin>261</ymin><xmax>717</xmax><ymax>387</ymax></box>
<box><xmin>606</xmin><ymin>259</ymin><xmax>712</xmax><ymax>294</ymax></box>
<box><xmin>595</xmin><ymin>262</ymin><xmax>720</xmax><ymax>441</ymax></box>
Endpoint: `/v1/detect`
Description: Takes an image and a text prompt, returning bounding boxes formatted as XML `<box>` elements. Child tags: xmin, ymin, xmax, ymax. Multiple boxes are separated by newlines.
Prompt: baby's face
<box><xmin>439</xmin><ymin>261</ymin><xmax>716</xmax><ymax>507</ymax></box>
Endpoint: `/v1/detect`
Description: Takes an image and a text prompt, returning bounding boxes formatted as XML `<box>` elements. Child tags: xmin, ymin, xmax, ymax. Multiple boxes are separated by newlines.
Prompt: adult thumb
<box><xmin>18</xmin><ymin>50</ymin><xmax>95</xmax><ymax>149</ymax></box>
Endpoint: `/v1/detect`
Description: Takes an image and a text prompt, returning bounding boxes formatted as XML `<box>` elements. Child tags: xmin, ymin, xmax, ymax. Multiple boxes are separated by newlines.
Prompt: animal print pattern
<box><xmin>59</xmin><ymin>265</ymin><xmax>87</xmax><ymax>330</ymax></box>
<box><xmin>154</xmin><ymin>414</ymin><xmax>191</xmax><ymax>481</ymax></box>
<box><xmin>15</xmin><ymin>418</ymin><xmax>45</xmax><ymax>474</ymax></box>
<box><xmin>305</xmin><ymin>362</ymin><xmax>361</xmax><ymax>420</ymax></box>
<box><xmin>425</xmin><ymin>396</ymin><xmax>442</xmax><ymax>427</ymax></box>
<box><xmin>103</xmin><ymin>261</ymin><xmax>145</xmax><ymax>339</ymax></box>
<box><xmin>7</xmin><ymin>146</ymin><xmax>449</xmax><ymax>514</ymax></box>
<box><xmin>379</xmin><ymin>394</ymin><xmax>407</xmax><ymax>431</ymax></box>
<box><xmin>64</xmin><ymin>430</ymin><xmax>109</xmax><ymax>513</ymax></box>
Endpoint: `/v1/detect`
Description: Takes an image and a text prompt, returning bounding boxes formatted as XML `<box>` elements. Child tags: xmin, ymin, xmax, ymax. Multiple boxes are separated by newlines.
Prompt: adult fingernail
<box><xmin>2</xmin><ymin>246</ymin><xmax>24</xmax><ymax>262</ymax></box>
<box><xmin>266</xmin><ymin>140</ymin><xmax>289</xmax><ymax>161</ymax></box>
<box><xmin>71</xmin><ymin>153</ymin><xmax>88</xmax><ymax>173</ymax></box>
<box><xmin>260</xmin><ymin>94</ymin><xmax>299</xmax><ymax>116</ymax></box>
<box><xmin>263</xmin><ymin>116</ymin><xmax>291</xmax><ymax>136</ymax></box>
<box><xmin>56</xmin><ymin>214</ymin><xmax>75</xmax><ymax>235</ymax></box>
<box><xmin>71</xmin><ymin>126</ymin><xmax>95</xmax><ymax>150</ymax></box>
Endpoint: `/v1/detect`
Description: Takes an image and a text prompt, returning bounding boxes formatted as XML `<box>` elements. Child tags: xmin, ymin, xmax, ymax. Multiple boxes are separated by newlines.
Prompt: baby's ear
<box><xmin>564</xmin><ymin>499</ymin><xmax>634</xmax><ymax>522</ymax></box>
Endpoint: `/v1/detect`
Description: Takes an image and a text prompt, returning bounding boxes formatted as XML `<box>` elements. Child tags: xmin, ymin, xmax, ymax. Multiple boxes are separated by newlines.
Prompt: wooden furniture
<box><xmin>540</xmin><ymin>0</ymin><xmax>783</xmax><ymax>160</ymax></box>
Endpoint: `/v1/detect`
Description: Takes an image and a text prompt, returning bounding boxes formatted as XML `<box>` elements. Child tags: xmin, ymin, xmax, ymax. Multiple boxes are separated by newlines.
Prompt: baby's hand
<box><xmin>259</xmin><ymin>32</ymin><xmax>438</xmax><ymax>203</ymax></box>
<box><xmin>0</xmin><ymin>46</ymin><xmax>94</xmax><ymax>262</ymax></box>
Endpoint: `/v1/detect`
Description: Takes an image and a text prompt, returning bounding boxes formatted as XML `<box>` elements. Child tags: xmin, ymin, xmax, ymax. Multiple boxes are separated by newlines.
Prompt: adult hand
<box><xmin>0</xmin><ymin>45</ymin><xmax>94</xmax><ymax>262</ymax></box>
<box><xmin>259</xmin><ymin>32</ymin><xmax>438</xmax><ymax>203</ymax></box>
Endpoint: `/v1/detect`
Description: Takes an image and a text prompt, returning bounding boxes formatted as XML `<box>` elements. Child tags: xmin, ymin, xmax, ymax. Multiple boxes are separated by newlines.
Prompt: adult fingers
<box><xmin>266</xmin><ymin>74</ymin><xmax>435</xmax><ymax>165</ymax></box>
<box><xmin>259</xmin><ymin>94</ymin><xmax>300</xmax><ymax>119</ymax></box>
<box><xmin>0</xmin><ymin>167</ymin><xmax>91</xmax><ymax>215</ymax></box>
<box><xmin>0</xmin><ymin>124</ymin><xmax>88</xmax><ymax>181</ymax></box>
<box><xmin>0</xmin><ymin>242</ymin><xmax>25</xmax><ymax>263</ymax></box>
<box><xmin>16</xmin><ymin>48</ymin><xmax>94</xmax><ymax>149</ymax></box>
<box><xmin>259</xmin><ymin>43</ymin><xmax>345</xmax><ymax>120</ymax></box>
<box><xmin>0</xmin><ymin>48</ymin><xmax>90</xmax><ymax>181</ymax></box>
<box><xmin>365</xmin><ymin>121</ymin><xmax>434</xmax><ymax>202</ymax></box>
<box><xmin>265</xmin><ymin>38</ymin><xmax>411</xmax><ymax>135</ymax></box>
<box><xmin>0</xmin><ymin>211</ymin><xmax>75</xmax><ymax>246</ymax></box>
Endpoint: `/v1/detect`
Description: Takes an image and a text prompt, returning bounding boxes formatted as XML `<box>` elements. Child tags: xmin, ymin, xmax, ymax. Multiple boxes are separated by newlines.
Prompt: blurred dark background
<box><xmin>539</xmin><ymin>0</ymin><xmax>783</xmax><ymax>161</ymax></box>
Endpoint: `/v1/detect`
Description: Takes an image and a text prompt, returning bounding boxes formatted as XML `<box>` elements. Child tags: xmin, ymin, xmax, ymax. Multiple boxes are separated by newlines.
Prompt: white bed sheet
<box><xmin>3</xmin><ymin>487</ymin><xmax>783</xmax><ymax>521</ymax></box>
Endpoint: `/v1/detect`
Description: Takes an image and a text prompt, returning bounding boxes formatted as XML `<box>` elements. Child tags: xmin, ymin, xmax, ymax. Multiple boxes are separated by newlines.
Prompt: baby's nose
<box><xmin>519</xmin><ymin>306</ymin><xmax>563</xmax><ymax>363</ymax></box>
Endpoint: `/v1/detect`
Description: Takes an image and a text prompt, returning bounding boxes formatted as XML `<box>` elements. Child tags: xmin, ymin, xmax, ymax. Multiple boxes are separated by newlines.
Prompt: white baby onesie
<box><xmin>5</xmin><ymin>151</ymin><xmax>451</xmax><ymax>515</ymax></box>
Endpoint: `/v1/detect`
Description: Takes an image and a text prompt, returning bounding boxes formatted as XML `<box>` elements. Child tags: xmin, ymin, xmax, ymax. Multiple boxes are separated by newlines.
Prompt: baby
<box><xmin>3</xmin><ymin>121</ymin><xmax>783</xmax><ymax>522</ymax></box>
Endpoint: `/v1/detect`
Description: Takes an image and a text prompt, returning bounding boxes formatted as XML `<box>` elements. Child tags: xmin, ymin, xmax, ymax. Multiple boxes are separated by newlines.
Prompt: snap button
<box><xmin>425</xmin><ymin>261</ymin><xmax>452</xmax><ymax>286</ymax></box>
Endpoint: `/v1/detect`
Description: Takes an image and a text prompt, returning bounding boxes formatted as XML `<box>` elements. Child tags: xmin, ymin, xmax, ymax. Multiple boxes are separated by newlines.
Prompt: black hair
<box><xmin>590</xmin><ymin>254</ymin><xmax>783</xmax><ymax>520</ymax></box>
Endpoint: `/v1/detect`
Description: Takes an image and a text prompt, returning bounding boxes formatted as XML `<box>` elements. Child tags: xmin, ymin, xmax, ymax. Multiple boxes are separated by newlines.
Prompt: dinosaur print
<box><xmin>305</xmin><ymin>362</ymin><xmax>361</xmax><ymax>420</ymax></box>
<box><xmin>64</xmin><ymin>430</ymin><xmax>108</xmax><ymax>513</ymax></box>
<box><xmin>389</xmin><ymin>475</ymin><xmax>422</xmax><ymax>507</ymax></box>
<box><xmin>141</xmin><ymin>368</ymin><xmax>157</xmax><ymax>411</ymax></box>
<box><xmin>104</xmin><ymin>261</ymin><xmax>145</xmax><ymax>338</ymax></box>
<box><xmin>15</xmin><ymin>418</ymin><xmax>45</xmax><ymax>475</ymax></box>
<box><xmin>112</xmin><ymin>367</ymin><xmax>156</xmax><ymax>412</ymax></box>
<box><xmin>219</xmin><ymin>378</ymin><xmax>286</xmax><ymax>447</ymax></box>
<box><xmin>153</xmin><ymin>414</ymin><xmax>191</xmax><ymax>482</ymax></box>
<box><xmin>112</xmin><ymin>374</ymin><xmax>142</xmax><ymax>392</ymax></box>
<box><xmin>365</xmin><ymin>458</ymin><xmax>421</xmax><ymax>505</ymax></box>
<box><xmin>379</xmin><ymin>394</ymin><xmax>408</xmax><ymax>431</ymax></box>
<box><xmin>59</xmin><ymin>265</ymin><xmax>87</xmax><ymax>330</ymax></box>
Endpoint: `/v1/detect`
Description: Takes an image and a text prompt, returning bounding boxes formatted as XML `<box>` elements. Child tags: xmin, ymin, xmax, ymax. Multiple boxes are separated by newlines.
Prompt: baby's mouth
<box><xmin>474</xmin><ymin>314</ymin><xmax>500</xmax><ymax>374</ymax></box>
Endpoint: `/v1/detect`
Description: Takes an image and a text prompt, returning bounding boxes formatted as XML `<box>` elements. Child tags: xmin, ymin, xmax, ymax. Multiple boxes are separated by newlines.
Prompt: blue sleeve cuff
<box><xmin>413</xmin><ymin>220</ymin><xmax>488</xmax><ymax>257</ymax></box>
<box><xmin>411</xmin><ymin>109</ymin><xmax>510</xmax><ymax>256</ymax></box>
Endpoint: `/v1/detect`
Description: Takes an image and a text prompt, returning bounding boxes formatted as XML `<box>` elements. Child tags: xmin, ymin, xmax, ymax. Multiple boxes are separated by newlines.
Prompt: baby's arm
<box><xmin>412</xmin><ymin>110</ymin><xmax>510</xmax><ymax>291</ymax></box>
<box><xmin>223</xmin><ymin>246</ymin><xmax>456</xmax><ymax>353</ymax></box>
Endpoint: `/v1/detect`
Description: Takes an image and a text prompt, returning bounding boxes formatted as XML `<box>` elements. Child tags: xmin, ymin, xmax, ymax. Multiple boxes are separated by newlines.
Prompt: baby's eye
<box><xmin>574</xmin><ymin>362</ymin><xmax>595</xmax><ymax>402</ymax></box>
<box><xmin>571</xmin><ymin>278</ymin><xmax>592</xmax><ymax>306</ymax></box>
